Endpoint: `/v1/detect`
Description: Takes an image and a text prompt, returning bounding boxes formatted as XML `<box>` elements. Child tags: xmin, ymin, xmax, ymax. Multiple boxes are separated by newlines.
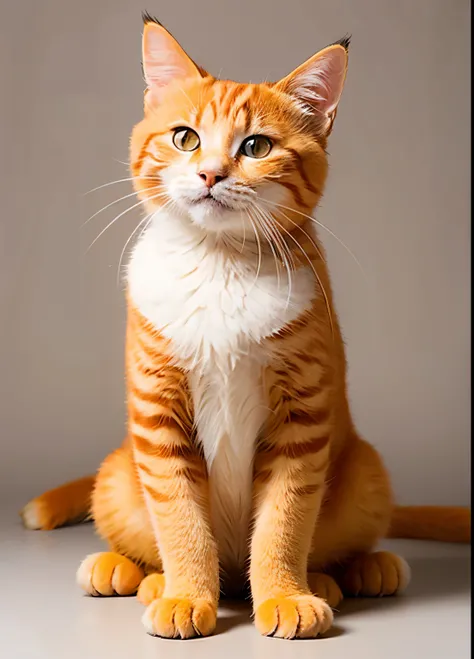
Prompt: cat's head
<box><xmin>130</xmin><ymin>14</ymin><xmax>349</xmax><ymax>236</ymax></box>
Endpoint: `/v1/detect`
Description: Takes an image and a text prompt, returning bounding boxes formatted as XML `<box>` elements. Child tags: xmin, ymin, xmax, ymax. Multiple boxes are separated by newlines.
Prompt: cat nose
<box><xmin>198</xmin><ymin>170</ymin><xmax>226</xmax><ymax>188</ymax></box>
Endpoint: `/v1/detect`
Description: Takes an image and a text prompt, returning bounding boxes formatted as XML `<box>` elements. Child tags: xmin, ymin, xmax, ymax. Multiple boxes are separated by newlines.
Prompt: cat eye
<box><xmin>239</xmin><ymin>135</ymin><xmax>272</xmax><ymax>159</ymax></box>
<box><xmin>173</xmin><ymin>127</ymin><xmax>200</xmax><ymax>152</ymax></box>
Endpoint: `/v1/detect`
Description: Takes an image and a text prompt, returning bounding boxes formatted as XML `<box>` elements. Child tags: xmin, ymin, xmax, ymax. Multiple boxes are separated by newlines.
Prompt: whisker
<box><xmin>177</xmin><ymin>86</ymin><xmax>197</xmax><ymax>113</ymax></box>
<box><xmin>252</xmin><ymin>204</ymin><xmax>294</xmax><ymax>307</ymax></box>
<box><xmin>260</xmin><ymin>198</ymin><xmax>326</xmax><ymax>265</ymax></box>
<box><xmin>85</xmin><ymin>191</ymin><xmax>166</xmax><ymax>254</ymax></box>
<box><xmin>116</xmin><ymin>212</ymin><xmax>154</xmax><ymax>288</ymax></box>
<box><xmin>83</xmin><ymin>176</ymin><xmax>158</xmax><ymax>195</ymax></box>
<box><xmin>260</xmin><ymin>197</ymin><xmax>367</xmax><ymax>282</ymax></box>
<box><xmin>250</xmin><ymin>206</ymin><xmax>282</xmax><ymax>289</ymax></box>
<box><xmin>245</xmin><ymin>210</ymin><xmax>263</xmax><ymax>293</ymax></box>
<box><xmin>258</xmin><ymin>206</ymin><xmax>297</xmax><ymax>274</ymax></box>
<box><xmin>257</xmin><ymin>203</ymin><xmax>334</xmax><ymax>337</ymax></box>
<box><xmin>116</xmin><ymin>197</ymin><xmax>175</xmax><ymax>287</ymax></box>
<box><xmin>112</xmin><ymin>158</ymin><xmax>130</xmax><ymax>167</ymax></box>
<box><xmin>82</xmin><ymin>184</ymin><xmax>163</xmax><ymax>228</ymax></box>
<box><xmin>239</xmin><ymin>211</ymin><xmax>247</xmax><ymax>254</ymax></box>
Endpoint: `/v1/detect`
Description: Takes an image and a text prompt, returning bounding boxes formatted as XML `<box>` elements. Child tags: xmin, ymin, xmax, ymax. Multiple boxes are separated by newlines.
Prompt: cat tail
<box><xmin>20</xmin><ymin>475</ymin><xmax>95</xmax><ymax>530</ymax></box>
<box><xmin>387</xmin><ymin>505</ymin><xmax>471</xmax><ymax>544</ymax></box>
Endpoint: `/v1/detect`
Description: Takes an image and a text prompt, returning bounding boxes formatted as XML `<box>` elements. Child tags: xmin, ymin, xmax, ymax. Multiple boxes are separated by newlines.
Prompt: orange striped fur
<box><xmin>21</xmin><ymin>16</ymin><xmax>470</xmax><ymax>640</ymax></box>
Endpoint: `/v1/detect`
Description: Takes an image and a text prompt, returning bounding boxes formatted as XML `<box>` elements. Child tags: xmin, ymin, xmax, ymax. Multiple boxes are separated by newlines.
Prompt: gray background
<box><xmin>0</xmin><ymin>0</ymin><xmax>470</xmax><ymax>507</ymax></box>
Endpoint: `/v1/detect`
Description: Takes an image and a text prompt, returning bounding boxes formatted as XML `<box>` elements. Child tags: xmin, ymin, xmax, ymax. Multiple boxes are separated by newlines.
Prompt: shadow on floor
<box><xmin>215</xmin><ymin>555</ymin><xmax>470</xmax><ymax>635</ymax></box>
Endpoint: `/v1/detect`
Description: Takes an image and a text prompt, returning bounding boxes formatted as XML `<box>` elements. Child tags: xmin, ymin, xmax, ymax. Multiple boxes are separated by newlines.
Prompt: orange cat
<box><xmin>21</xmin><ymin>15</ymin><xmax>470</xmax><ymax>640</ymax></box>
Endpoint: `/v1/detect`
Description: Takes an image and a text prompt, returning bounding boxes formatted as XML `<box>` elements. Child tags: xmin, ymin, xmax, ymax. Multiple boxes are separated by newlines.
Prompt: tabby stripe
<box><xmin>219</xmin><ymin>84</ymin><xmax>237</xmax><ymax>115</ymax></box>
<box><xmin>253</xmin><ymin>467</ymin><xmax>273</xmax><ymax>485</ymax></box>
<box><xmin>293</xmin><ymin>350</ymin><xmax>324</xmax><ymax>366</ymax></box>
<box><xmin>231</xmin><ymin>92</ymin><xmax>253</xmax><ymax>124</ymax></box>
<box><xmin>285</xmin><ymin>407</ymin><xmax>330</xmax><ymax>427</ymax></box>
<box><xmin>292</xmin><ymin>384</ymin><xmax>324</xmax><ymax>399</ymax></box>
<box><xmin>290</xmin><ymin>482</ymin><xmax>322</xmax><ymax>497</ymax></box>
<box><xmin>129</xmin><ymin>359</ymin><xmax>168</xmax><ymax>382</ymax></box>
<box><xmin>133</xmin><ymin>361</ymin><xmax>170</xmax><ymax>378</ymax></box>
<box><xmin>274</xmin><ymin>362</ymin><xmax>303</xmax><ymax>378</ymax></box>
<box><xmin>278</xmin><ymin>180</ymin><xmax>305</xmax><ymax>207</ymax></box>
<box><xmin>222</xmin><ymin>84</ymin><xmax>246</xmax><ymax>116</ymax></box>
<box><xmin>134</xmin><ymin>384</ymin><xmax>190</xmax><ymax>404</ymax></box>
<box><xmin>131</xmin><ymin>396</ymin><xmax>191</xmax><ymax>425</ymax></box>
<box><xmin>304</xmin><ymin>338</ymin><xmax>328</xmax><ymax>353</ymax></box>
<box><xmin>131</xmin><ymin>390</ymin><xmax>176</xmax><ymax>406</ymax></box>
<box><xmin>266</xmin><ymin>435</ymin><xmax>330</xmax><ymax>460</ymax></box>
<box><xmin>137</xmin><ymin>461</ymin><xmax>205</xmax><ymax>483</ymax></box>
<box><xmin>288</xmin><ymin>148</ymin><xmax>319</xmax><ymax>195</ymax></box>
<box><xmin>143</xmin><ymin>484</ymin><xmax>171</xmax><ymax>504</ymax></box>
<box><xmin>136</xmin><ymin>461</ymin><xmax>155</xmax><ymax>478</ymax></box>
<box><xmin>140</xmin><ymin>152</ymin><xmax>166</xmax><ymax>167</ymax></box>
<box><xmin>131</xmin><ymin>409</ymin><xmax>184</xmax><ymax>432</ymax></box>
<box><xmin>171</xmin><ymin>466</ymin><xmax>206</xmax><ymax>482</ymax></box>
<box><xmin>132</xmin><ymin>132</ymin><xmax>168</xmax><ymax>174</ymax></box>
<box><xmin>209</xmin><ymin>99</ymin><xmax>218</xmax><ymax>121</ymax></box>
<box><xmin>287</xmin><ymin>361</ymin><xmax>304</xmax><ymax>376</ymax></box>
<box><xmin>136</xmin><ymin>341</ymin><xmax>173</xmax><ymax>363</ymax></box>
<box><xmin>134</xmin><ymin>434</ymin><xmax>196</xmax><ymax>460</ymax></box>
<box><xmin>241</xmin><ymin>100</ymin><xmax>252</xmax><ymax>133</ymax></box>
<box><xmin>134</xmin><ymin>331</ymin><xmax>170</xmax><ymax>357</ymax></box>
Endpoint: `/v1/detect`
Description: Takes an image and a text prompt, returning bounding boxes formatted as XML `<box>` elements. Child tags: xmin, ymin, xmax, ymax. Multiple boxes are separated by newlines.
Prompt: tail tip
<box><xmin>20</xmin><ymin>500</ymin><xmax>47</xmax><ymax>530</ymax></box>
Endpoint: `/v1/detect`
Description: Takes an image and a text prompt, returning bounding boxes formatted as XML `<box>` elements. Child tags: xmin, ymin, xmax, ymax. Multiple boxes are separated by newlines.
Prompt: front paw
<box><xmin>142</xmin><ymin>597</ymin><xmax>217</xmax><ymax>639</ymax></box>
<box><xmin>254</xmin><ymin>595</ymin><xmax>333</xmax><ymax>639</ymax></box>
<box><xmin>137</xmin><ymin>573</ymin><xmax>166</xmax><ymax>606</ymax></box>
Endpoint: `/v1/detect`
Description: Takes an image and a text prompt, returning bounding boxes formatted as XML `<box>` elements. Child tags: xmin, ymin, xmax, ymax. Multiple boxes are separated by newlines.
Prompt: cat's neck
<box><xmin>137</xmin><ymin>207</ymin><xmax>312</xmax><ymax>272</ymax></box>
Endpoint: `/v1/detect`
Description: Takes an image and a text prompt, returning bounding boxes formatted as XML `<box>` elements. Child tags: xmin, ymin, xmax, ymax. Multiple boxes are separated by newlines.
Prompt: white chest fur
<box><xmin>128</xmin><ymin>213</ymin><xmax>316</xmax><ymax>570</ymax></box>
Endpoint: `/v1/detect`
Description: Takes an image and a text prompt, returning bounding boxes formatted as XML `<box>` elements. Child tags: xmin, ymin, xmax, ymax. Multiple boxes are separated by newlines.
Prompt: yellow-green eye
<box><xmin>173</xmin><ymin>127</ymin><xmax>200</xmax><ymax>152</ymax></box>
<box><xmin>240</xmin><ymin>135</ymin><xmax>272</xmax><ymax>159</ymax></box>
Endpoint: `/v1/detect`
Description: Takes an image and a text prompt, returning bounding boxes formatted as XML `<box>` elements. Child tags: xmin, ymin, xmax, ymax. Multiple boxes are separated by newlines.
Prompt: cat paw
<box><xmin>341</xmin><ymin>551</ymin><xmax>411</xmax><ymax>597</ymax></box>
<box><xmin>254</xmin><ymin>595</ymin><xmax>333</xmax><ymax>639</ymax></box>
<box><xmin>307</xmin><ymin>572</ymin><xmax>343</xmax><ymax>609</ymax></box>
<box><xmin>76</xmin><ymin>552</ymin><xmax>144</xmax><ymax>596</ymax></box>
<box><xmin>137</xmin><ymin>573</ymin><xmax>166</xmax><ymax>605</ymax></box>
<box><xmin>142</xmin><ymin>597</ymin><xmax>217</xmax><ymax>639</ymax></box>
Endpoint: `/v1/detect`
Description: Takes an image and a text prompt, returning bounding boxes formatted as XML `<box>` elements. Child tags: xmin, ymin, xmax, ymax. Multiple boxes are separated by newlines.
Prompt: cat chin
<box><xmin>187</xmin><ymin>203</ymin><xmax>247</xmax><ymax>235</ymax></box>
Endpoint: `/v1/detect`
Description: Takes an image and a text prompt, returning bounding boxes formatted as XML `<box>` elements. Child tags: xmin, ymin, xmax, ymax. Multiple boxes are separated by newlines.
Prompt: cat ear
<box><xmin>276</xmin><ymin>37</ymin><xmax>350</xmax><ymax>135</ymax></box>
<box><xmin>142</xmin><ymin>14</ymin><xmax>204</xmax><ymax>95</ymax></box>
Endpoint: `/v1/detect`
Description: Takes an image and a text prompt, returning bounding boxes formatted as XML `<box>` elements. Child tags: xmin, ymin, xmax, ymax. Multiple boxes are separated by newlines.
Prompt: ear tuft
<box><xmin>332</xmin><ymin>34</ymin><xmax>351</xmax><ymax>52</ymax></box>
<box><xmin>141</xmin><ymin>11</ymin><xmax>162</xmax><ymax>27</ymax></box>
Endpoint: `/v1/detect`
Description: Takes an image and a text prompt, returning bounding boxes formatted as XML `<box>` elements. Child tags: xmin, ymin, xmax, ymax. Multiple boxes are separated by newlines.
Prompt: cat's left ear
<box><xmin>275</xmin><ymin>37</ymin><xmax>350</xmax><ymax>136</ymax></box>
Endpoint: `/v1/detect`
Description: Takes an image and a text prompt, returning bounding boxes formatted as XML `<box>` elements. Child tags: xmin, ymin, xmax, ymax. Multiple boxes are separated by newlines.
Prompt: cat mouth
<box><xmin>194</xmin><ymin>195</ymin><xmax>233</xmax><ymax>211</ymax></box>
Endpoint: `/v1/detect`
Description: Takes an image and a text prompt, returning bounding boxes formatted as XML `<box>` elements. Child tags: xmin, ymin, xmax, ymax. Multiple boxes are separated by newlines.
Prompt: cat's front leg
<box><xmin>251</xmin><ymin>418</ymin><xmax>333</xmax><ymax>639</ymax></box>
<box><xmin>128</xmin><ymin>312</ymin><xmax>219</xmax><ymax>639</ymax></box>
<box><xmin>134</xmin><ymin>428</ymin><xmax>219</xmax><ymax>639</ymax></box>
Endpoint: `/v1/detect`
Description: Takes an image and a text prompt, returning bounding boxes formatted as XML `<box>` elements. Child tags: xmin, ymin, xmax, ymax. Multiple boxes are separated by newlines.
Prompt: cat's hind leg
<box><xmin>77</xmin><ymin>443</ymin><xmax>161</xmax><ymax>597</ymax></box>
<box><xmin>309</xmin><ymin>437</ymin><xmax>411</xmax><ymax>599</ymax></box>
<box><xmin>137</xmin><ymin>573</ymin><xmax>166</xmax><ymax>605</ymax></box>
<box><xmin>77</xmin><ymin>552</ymin><xmax>144</xmax><ymax>596</ymax></box>
<box><xmin>339</xmin><ymin>551</ymin><xmax>411</xmax><ymax>597</ymax></box>
<box><xmin>307</xmin><ymin>572</ymin><xmax>343</xmax><ymax>609</ymax></box>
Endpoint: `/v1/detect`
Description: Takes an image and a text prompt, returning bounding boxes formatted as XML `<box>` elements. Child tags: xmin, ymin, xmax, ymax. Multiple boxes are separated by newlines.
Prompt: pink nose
<box><xmin>198</xmin><ymin>171</ymin><xmax>226</xmax><ymax>188</ymax></box>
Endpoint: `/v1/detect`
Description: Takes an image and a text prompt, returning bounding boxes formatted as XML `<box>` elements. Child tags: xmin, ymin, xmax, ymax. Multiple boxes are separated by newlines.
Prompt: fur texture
<box><xmin>21</xmin><ymin>17</ymin><xmax>470</xmax><ymax>641</ymax></box>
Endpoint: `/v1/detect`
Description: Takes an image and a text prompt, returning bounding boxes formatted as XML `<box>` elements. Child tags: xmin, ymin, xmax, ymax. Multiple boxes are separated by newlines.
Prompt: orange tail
<box><xmin>20</xmin><ymin>476</ymin><xmax>96</xmax><ymax>531</ymax></box>
<box><xmin>387</xmin><ymin>505</ymin><xmax>471</xmax><ymax>544</ymax></box>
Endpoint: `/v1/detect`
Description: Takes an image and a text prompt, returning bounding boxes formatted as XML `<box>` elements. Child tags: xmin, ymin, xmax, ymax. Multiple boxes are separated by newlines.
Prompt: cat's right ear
<box><xmin>142</xmin><ymin>15</ymin><xmax>205</xmax><ymax>104</ymax></box>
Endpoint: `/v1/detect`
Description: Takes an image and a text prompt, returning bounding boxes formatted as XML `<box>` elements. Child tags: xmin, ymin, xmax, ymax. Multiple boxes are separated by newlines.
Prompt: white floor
<box><xmin>0</xmin><ymin>506</ymin><xmax>470</xmax><ymax>659</ymax></box>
